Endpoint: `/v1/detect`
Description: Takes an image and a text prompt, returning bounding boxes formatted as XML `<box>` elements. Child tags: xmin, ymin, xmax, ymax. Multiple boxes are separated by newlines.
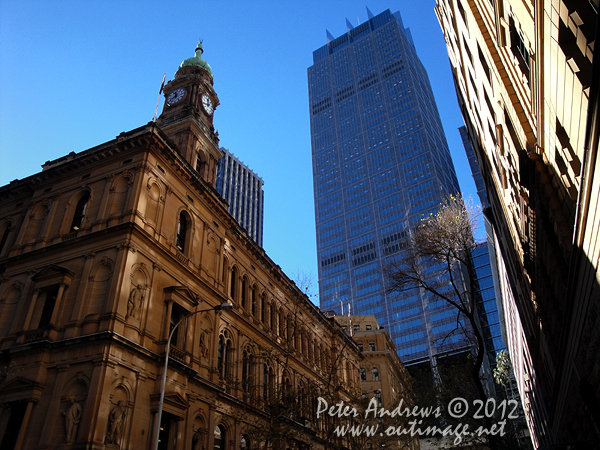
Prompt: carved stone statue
<box><xmin>199</xmin><ymin>332</ymin><xmax>210</xmax><ymax>359</ymax></box>
<box><xmin>105</xmin><ymin>401</ymin><xmax>126</xmax><ymax>444</ymax></box>
<box><xmin>127</xmin><ymin>284</ymin><xmax>143</xmax><ymax>318</ymax></box>
<box><xmin>192</xmin><ymin>427</ymin><xmax>204</xmax><ymax>450</ymax></box>
<box><xmin>63</xmin><ymin>396</ymin><xmax>82</xmax><ymax>442</ymax></box>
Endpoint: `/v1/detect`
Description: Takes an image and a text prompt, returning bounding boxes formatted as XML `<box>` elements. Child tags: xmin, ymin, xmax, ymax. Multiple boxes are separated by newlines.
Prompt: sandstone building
<box><xmin>0</xmin><ymin>42</ymin><xmax>363</xmax><ymax>450</ymax></box>
<box><xmin>436</xmin><ymin>0</ymin><xmax>600</xmax><ymax>447</ymax></box>
<box><xmin>334</xmin><ymin>315</ymin><xmax>419</xmax><ymax>450</ymax></box>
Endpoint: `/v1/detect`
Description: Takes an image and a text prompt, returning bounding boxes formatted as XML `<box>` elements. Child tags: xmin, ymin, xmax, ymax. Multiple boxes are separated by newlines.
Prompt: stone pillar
<box><xmin>21</xmin><ymin>289</ymin><xmax>40</xmax><ymax>332</ymax></box>
<box><xmin>13</xmin><ymin>400</ymin><xmax>34</xmax><ymax>450</ymax></box>
<box><xmin>38</xmin><ymin>364</ymin><xmax>70</xmax><ymax>445</ymax></box>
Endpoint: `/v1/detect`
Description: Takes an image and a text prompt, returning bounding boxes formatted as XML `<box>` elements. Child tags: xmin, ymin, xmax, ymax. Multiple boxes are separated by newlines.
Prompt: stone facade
<box><xmin>0</xmin><ymin>44</ymin><xmax>362</xmax><ymax>450</ymax></box>
<box><xmin>334</xmin><ymin>315</ymin><xmax>419</xmax><ymax>450</ymax></box>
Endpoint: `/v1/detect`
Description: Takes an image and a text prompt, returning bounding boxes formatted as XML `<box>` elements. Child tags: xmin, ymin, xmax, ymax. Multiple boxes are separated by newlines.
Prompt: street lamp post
<box><xmin>151</xmin><ymin>301</ymin><xmax>233</xmax><ymax>450</ymax></box>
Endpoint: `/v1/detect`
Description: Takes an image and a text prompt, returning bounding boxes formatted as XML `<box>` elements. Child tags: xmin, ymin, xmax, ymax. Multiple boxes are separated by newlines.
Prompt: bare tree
<box><xmin>385</xmin><ymin>195</ymin><xmax>502</xmax><ymax>448</ymax></box>
<box><xmin>292</xmin><ymin>270</ymin><xmax>319</xmax><ymax>304</ymax></box>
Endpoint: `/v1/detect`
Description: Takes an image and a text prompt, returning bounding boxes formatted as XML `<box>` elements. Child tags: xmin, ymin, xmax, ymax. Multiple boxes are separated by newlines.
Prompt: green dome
<box><xmin>180</xmin><ymin>40</ymin><xmax>212</xmax><ymax>74</ymax></box>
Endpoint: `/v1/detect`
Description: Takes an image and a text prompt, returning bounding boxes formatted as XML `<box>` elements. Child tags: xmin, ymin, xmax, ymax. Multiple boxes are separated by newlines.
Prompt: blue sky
<box><xmin>0</xmin><ymin>1</ymin><xmax>476</xmax><ymax>301</ymax></box>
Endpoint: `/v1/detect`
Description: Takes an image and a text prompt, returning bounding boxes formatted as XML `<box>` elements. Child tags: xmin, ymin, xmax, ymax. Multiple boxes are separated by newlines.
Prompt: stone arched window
<box><xmin>282</xmin><ymin>372</ymin><xmax>292</xmax><ymax>401</ymax></box>
<box><xmin>372</xmin><ymin>367</ymin><xmax>379</xmax><ymax>381</ymax></box>
<box><xmin>251</xmin><ymin>286</ymin><xmax>257</xmax><ymax>317</ymax></box>
<box><xmin>176</xmin><ymin>211</ymin><xmax>190</xmax><ymax>253</ymax></box>
<box><xmin>217</xmin><ymin>332</ymin><xmax>232</xmax><ymax>380</ymax></box>
<box><xmin>279</xmin><ymin>310</ymin><xmax>286</xmax><ymax>338</ymax></box>
<box><xmin>229</xmin><ymin>267</ymin><xmax>237</xmax><ymax>300</ymax></box>
<box><xmin>240</xmin><ymin>434</ymin><xmax>250</xmax><ymax>450</ymax></box>
<box><xmin>240</xmin><ymin>277</ymin><xmax>247</xmax><ymax>309</ymax></box>
<box><xmin>242</xmin><ymin>349</ymin><xmax>252</xmax><ymax>394</ymax></box>
<box><xmin>70</xmin><ymin>191</ymin><xmax>90</xmax><ymax>232</ymax></box>
<box><xmin>270</xmin><ymin>303</ymin><xmax>276</xmax><ymax>331</ymax></box>
<box><xmin>214</xmin><ymin>425</ymin><xmax>225</xmax><ymax>450</ymax></box>
<box><xmin>0</xmin><ymin>221</ymin><xmax>11</xmax><ymax>256</ymax></box>
<box><xmin>374</xmin><ymin>389</ymin><xmax>382</xmax><ymax>406</ymax></box>
<box><xmin>263</xmin><ymin>364</ymin><xmax>274</xmax><ymax>402</ymax></box>
<box><xmin>260</xmin><ymin>293</ymin><xmax>266</xmax><ymax>323</ymax></box>
<box><xmin>360</xmin><ymin>368</ymin><xmax>367</xmax><ymax>381</ymax></box>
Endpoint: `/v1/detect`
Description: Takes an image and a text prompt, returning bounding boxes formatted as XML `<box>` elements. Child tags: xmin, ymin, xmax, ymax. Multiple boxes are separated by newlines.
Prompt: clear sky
<box><xmin>0</xmin><ymin>1</ymin><xmax>476</xmax><ymax>302</ymax></box>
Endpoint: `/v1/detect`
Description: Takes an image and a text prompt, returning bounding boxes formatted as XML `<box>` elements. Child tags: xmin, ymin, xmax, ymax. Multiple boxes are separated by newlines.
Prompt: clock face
<box><xmin>201</xmin><ymin>94</ymin><xmax>214</xmax><ymax>116</ymax></box>
<box><xmin>167</xmin><ymin>88</ymin><xmax>186</xmax><ymax>106</ymax></box>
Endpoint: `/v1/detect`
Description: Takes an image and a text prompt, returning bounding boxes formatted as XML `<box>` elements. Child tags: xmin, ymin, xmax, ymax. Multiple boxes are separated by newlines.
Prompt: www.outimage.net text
<box><xmin>316</xmin><ymin>397</ymin><xmax>519</xmax><ymax>445</ymax></box>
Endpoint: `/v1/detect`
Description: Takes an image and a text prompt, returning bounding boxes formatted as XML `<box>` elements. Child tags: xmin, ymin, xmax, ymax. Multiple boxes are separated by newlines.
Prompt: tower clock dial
<box><xmin>201</xmin><ymin>93</ymin><xmax>214</xmax><ymax>116</ymax></box>
<box><xmin>167</xmin><ymin>88</ymin><xmax>186</xmax><ymax>106</ymax></box>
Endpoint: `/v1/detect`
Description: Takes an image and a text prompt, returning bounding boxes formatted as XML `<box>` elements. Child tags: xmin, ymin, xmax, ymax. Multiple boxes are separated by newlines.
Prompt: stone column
<box><xmin>13</xmin><ymin>400</ymin><xmax>34</xmax><ymax>450</ymax></box>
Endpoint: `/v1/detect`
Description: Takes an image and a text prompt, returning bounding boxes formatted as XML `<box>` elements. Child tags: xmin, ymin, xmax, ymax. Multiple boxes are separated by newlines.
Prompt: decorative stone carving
<box><xmin>63</xmin><ymin>396</ymin><xmax>82</xmax><ymax>442</ymax></box>
<box><xmin>126</xmin><ymin>284</ymin><xmax>144</xmax><ymax>319</ymax></box>
<box><xmin>105</xmin><ymin>401</ymin><xmax>126</xmax><ymax>445</ymax></box>
<box><xmin>192</xmin><ymin>427</ymin><xmax>205</xmax><ymax>450</ymax></box>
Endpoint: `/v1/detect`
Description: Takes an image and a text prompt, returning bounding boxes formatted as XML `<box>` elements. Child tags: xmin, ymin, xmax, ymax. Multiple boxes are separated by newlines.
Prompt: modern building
<box><xmin>308</xmin><ymin>8</ymin><xmax>465</xmax><ymax>370</ymax></box>
<box><xmin>216</xmin><ymin>148</ymin><xmax>264</xmax><ymax>247</ymax></box>
<box><xmin>437</xmin><ymin>0</ymin><xmax>600</xmax><ymax>447</ymax></box>
<box><xmin>0</xmin><ymin>42</ymin><xmax>363</xmax><ymax>450</ymax></box>
<box><xmin>460</xmin><ymin>125</ymin><xmax>489</xmax><ymax>207</ymax></box>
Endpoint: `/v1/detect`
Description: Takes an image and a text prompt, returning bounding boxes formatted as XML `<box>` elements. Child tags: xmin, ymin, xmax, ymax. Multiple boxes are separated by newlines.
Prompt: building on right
<box><xmin>436</xmin><ymin>1</ymin><xmax>600</xmax><ymax>448</ymax></box>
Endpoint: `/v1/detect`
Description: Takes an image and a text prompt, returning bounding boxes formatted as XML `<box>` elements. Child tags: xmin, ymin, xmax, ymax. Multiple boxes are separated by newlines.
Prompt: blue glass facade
<box><xmin>472</xmin><ymin>244</ymin><xmax>505</xmax><ymax>363</ymax></box>
<box><xmin>459</xmin><ymin>125</ymin><xmax>489</xmax><ymax>207</ymax></box>
<box><xmin>308</xmin><ymin>9</ymin><xmax>465</xmax><ymax>365</ymax></box>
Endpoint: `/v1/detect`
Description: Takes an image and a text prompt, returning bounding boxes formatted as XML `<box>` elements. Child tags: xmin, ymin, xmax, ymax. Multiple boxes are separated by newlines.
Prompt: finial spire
<box><xmin>180</xmin><ymin>39</ymin><xmax>212</xmax><ymax>75</ymax></box>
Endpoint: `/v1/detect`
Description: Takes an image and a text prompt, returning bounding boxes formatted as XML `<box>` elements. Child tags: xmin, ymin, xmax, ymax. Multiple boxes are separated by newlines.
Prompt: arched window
<box><xmin>372</xmin><ymin>367</ymin><xmax>379</xmax><ymax>381</ymax></box>
<box><xmin>270</xmin><ymin>305</ymin><xmax>276</xmax><ymax>331</ymax></box>
<box><xmin>282</xmin><ymin>374</ymin><xmax>292</xmax><ymax>401</ymax></box>
<box><xmin>279</xmin><ymin>310</ymin><xmax>286</xmax><ymax>338</ymax></box>
<box><xmin>374</xmin><ymin>389</ymin><xmax>382</xmax><ymax>406</ymax></box>
<box><xmin>242</xmin><ymin>350</ymin><xmax>251</xmax><ymax>393</ymax></box>
<box><xmin>241</xmin><ymin>277</ymin><xmax>247</xmax><ymax>309</ymax></box>
<box><xmin>251</xmin><ymin>286</ymin><xmax>256</xmax><ymax>316</ymax></box>
<box><xmin>70</xmin><ymin>192</ymin><xmax>90</xmax><ymax>231</ymax></box>
<box><xmin>218</xmin><ymin>333</ymin><xmax>231</xmax><ymax>380</ymax></box>
<box><xmin>260</xmin><ymin>294</ymin><xmax>265</xmax><ymax>323</ymax></box>
<box><xmin>240</xmin><ymin>435</ymin><xmax>250</xmax><ymax>450</ymax></box>
<box><xmin>263</xmin><ymin>364</ymin><xmax>273</xmax><ymax>402</ymax></box>
<box><xmin>0</xmin><ymin>222</ymin><xmax>11</xmax><ymax>256</ymax></box>
<box><xmin>229</xmin><ymin>267</ymin><xmax>237</xmax><ymax>300</ymax></box>
<box><xmin>360</xmin><ymin>368</ymin><xmax>367</xmax><ymax>381</ymax></box>
<box><xmin>214</xmin><ymin>425</ymin><xmax>225</xmax><ymax>450</ymax></box>
<box><xmin>176</xmin><ymin>211</ymin><xmax>188</xmax><ymax>252</ymax></box>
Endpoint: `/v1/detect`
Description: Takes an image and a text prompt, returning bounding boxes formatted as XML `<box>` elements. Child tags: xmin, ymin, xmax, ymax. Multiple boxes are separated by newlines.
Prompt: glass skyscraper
<box><xmin>308</xmin><ymin>8</ymin><xmax>465</xmax><ymax>366</ymax></box>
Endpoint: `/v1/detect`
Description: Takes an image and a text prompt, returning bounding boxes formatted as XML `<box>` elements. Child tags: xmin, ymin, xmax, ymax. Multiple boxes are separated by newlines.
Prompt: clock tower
<box><xmin>157</xmin><ymin>41</ymin><xmax>222</xmax><ymax>187</ymax></box>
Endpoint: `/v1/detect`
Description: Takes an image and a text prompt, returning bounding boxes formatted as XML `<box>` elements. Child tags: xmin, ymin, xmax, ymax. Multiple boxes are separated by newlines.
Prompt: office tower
<box><xmin>308</xmin><ymin>8</ymin><xmax>465</xmax><ymax>368</ymax></box>
<box><xmin>216</xmin><ymin>147</ymin><xmax>264</xmax><ymax>247</ymax></box>
<box><xmin>437</xmin><ymin>0</ymin><xmax>600</xmax><ymax>446</ymax></box>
